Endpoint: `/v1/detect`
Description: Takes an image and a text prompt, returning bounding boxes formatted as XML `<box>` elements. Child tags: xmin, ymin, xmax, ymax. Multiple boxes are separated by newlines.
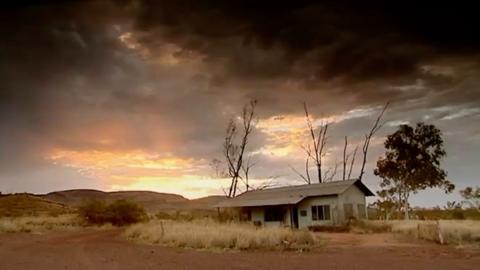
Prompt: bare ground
<box><xmin>0</xmin><ymin>230</ymin><xmax>478</xmax><ymax>270</ymax></box>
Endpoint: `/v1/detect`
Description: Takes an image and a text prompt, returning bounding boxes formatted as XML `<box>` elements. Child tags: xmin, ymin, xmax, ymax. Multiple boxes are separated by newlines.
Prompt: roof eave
<box><xmin>353</xmin><ymin>180</ymin><xmax>375</xmax><ymax>196</ymax></box>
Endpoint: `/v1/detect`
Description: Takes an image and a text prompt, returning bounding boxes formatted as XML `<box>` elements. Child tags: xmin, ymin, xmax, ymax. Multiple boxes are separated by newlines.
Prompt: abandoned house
<box><xmin>216</xmin><ymin>179</ymin><xmax>374</xmax><ymax>228</ymax></box>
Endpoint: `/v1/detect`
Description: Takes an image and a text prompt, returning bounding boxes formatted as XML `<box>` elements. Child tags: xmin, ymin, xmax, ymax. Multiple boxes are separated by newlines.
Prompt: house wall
<box><xmin>297</xmin><ymin>185</ymin><xmax>367</xmax><ymax>228</ymax></box>
<box><xmin>250</xmin><ymin>207</ymin><xmax>264</xmax><ymax>224</ymax></box>
<box><xmin>248</xmin><ymin>185</ymin><xmax>368</xmax><ymax>229</ymax></box>
<box><xmin>249</xmin><ymin>206</ymin><xmax>291</xmax><ymax>227</ymax></box>
<box><xmin>338</xmin><ymin>185</ymin><xmax>367</xmax><ymax>222</ymax></box>
<box><xmin>297</xmin><ymin>195</ymin><xmax>339</xmax><ymax>228</ymax></box>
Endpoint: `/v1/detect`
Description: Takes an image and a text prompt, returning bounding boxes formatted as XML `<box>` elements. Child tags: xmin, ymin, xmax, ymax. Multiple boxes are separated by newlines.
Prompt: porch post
<box><xmin>289</xmin><ymin>206</ymin><xmax>293</xmax><ymax>228</ymax></box>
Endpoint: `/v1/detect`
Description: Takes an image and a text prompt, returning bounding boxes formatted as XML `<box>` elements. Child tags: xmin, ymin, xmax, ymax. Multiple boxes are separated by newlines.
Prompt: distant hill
<box><xmin>188</xmin><ymin>195</ymin><xmax>227</xmax><ymax>209</ymax></box>
<box><xmin>0</xmin><ymin>193</ymin><xmax>72</xmax><ymax>217</ymax></box>
<box><xmin>41</xmin><ymin>189</ymin><xmax>226</xmax><ymax>213</ymax></box>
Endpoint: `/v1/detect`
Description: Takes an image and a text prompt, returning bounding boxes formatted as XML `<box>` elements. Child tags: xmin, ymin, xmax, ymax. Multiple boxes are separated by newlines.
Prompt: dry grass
<box><xmin>0</xmin><ymin>215</ymin><xmax>115</xmax><ymax>233</ymax></box>
<box><xmin>0</xmin><ymin>194</ymin><xmax>72</xmax><ymax>217</ymax></box>
<box><xmin>0</xmin><ymin>215</ymin><xmax>83</xmax><ymax>233</ymax></box>
<box><xmin>362</xmin><ymin>220</ymin><xmax>480</xmax><ymax>246</ymax></box>
<box><xmin>125</xmin><ymin>219</ymin><xmax>318</xmax><ymax>251</ymax></box>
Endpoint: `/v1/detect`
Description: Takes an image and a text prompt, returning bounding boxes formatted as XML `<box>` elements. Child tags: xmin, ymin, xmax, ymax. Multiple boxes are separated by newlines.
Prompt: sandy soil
<box><xmin>0</xmin><ymin>230</ymin><xmax>478</xmax><ymax>270</ymax></box>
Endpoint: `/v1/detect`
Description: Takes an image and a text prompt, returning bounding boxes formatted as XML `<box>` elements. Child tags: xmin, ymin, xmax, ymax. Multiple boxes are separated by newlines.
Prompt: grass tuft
<box><xmin>0</xmin><ymin>215</ymin><xmax>82</xmax><ymax>233</ymax></box>
<box><xmin>125</xmin><ymin>219</ymin><xmax>319</xmax><ymax>251</ymax></box>
<box><xmin>359</xmin><ymin>220</ymin><xmax>480</xmax><ymax>246</ymax></box>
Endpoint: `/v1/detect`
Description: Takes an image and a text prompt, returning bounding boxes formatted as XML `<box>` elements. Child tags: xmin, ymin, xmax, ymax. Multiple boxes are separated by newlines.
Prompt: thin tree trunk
<box><xmin>404</xmin><ymin>205</ymin><xmax>409</xmax><ymax>220</ymax></box>
<box><xmin>305</xmin><ymin>156</ymin><xmax>311</xmax><ymax>184</ymax></box>
<box><xmin>343</xmin><ymin>136</ymin><xmax>347</xmax><ymax>180</ymax></box>
<box><xmin>347</xmin><ymin>146</ymin><xmax>357</xmax><ymax>180</ymax></box>
<box><xmin>404</xmin><ymin>192</ymin><xmax>410</xmax><ymax>220</ymax></box>
<box><xmin>358</xmin><ymin>102</ymin><xmax>389</xmax><ymax>181</ymax></box>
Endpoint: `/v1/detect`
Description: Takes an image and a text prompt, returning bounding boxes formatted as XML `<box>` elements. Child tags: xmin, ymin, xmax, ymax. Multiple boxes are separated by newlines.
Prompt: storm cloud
<box><xmin>0</xmin><ymin>1</ymin><xmax>479</xmax><ymax>203</ymax></box>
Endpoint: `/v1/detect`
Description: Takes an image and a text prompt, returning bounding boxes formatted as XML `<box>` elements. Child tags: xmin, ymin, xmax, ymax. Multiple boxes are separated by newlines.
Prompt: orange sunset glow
<box><xmin>1</xmin><ymin>2</ymin><xmax>479</xmax><ymax>269</ymax></box>
<box><xmin>1</xmin><ymin>1</ymin><xmax>479</xmax><ymax>209</ymax></box>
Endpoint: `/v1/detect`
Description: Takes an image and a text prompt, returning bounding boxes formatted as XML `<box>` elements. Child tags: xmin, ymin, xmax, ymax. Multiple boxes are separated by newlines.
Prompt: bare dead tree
<box><xmin>251</xmin><ymin>175</ymin><xmax>280</xmax><ymax>190</ymax></box>
<box><xmin>347</xmin><ymin>146</ymin><xmax>358</xmax><ymax>180</ymax></box>
<box><xmin>236</xmin><ymin>174</ymin><xmax>280</xmax><ymax>193</ymax></box>
<box><xmin>209</xmin><ymin>158</ymin><xmax>225</xmax><ymax>178</ymax></box>
<box><xmin>289</xmin><ymin>162</ymin><xmax>310</xmax><ymax>184</ymax></box>
<box><xmin>290</xmin><ymin>143</ymin><xmax>313</xmax><ymax>184</ymax></box>
<box><xmin>305</xmin><ymin>155</ymin><xmax>311</xmax><ymax>184</ymax></box>
<box><xmin>358</xmin><ymin>102</ymin><xmax>389</xmax><ymax>181</ymax></box>
<box><xmin>241</xmin><ymin>156</ymin><xmax>256</xmax><ymax>191</ymax></box>
<box><xmin>324</xmin><ymin>159</ymin><xmax>339</xmax><ymax>182</ymax></box>
<box><xmin>342</xmin><ymin>136</ymin><xmax>348</xmax><ymax>180</ymax></box>
<box><xmin>303</xmin><ymin>102</ymin><xmax>329</xmax><ymax>183</ymax></box>
<box><xmin>223</xmin><ymin>100</ymin><xmax>257</xmax><ymax>197</ymax></box>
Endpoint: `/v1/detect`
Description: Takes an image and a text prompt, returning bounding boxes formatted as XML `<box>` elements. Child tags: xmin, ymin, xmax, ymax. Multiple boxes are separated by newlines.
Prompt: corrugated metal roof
<box><xmin>216</xmin><ymin>179</ymin><xmax>374</xmax><ymax>208</ymax></box>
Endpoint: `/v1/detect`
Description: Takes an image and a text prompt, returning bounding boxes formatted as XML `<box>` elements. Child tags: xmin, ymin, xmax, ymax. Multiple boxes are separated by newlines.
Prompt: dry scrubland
<box><xmin>2</xmin><ymin>194</ymin><xmax>479</xmax><ymax>251</ymax></box>
<box><xmin>125</xmin><ymin>219</ymin><xmax>318</xmax><ymax>251</ymax></box>
<box><xmin>357</xmin><ymin>220</ymin><xmax>480</xmax><ymax>246</ymax></box>
<box><xmin>0</xmin><ymin>194</ymin><xmax>73</xmax><ymax>217</ymax></box>
<box><xmin>0</xmin><ymin>215</ymin><xmax>84</xmax><ymax>233</ymax></box>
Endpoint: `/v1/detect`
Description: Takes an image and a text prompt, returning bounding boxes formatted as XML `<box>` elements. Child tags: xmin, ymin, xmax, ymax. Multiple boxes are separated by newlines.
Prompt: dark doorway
<box><xmin>292</xmin><ymin>207</ymin><xmax>299</xmax><ymax>228</ymax></box>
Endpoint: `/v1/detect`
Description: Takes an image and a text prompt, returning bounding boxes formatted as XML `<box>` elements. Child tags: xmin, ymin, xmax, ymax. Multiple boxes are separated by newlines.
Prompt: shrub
<box><xmin>78</xmin><ymin>200</ymin><xmax>146</xmax><ymax>226</ymax></box>
<box><xmin>155</xmin><ymin>211</ymin><xmax>174</xmax><ymax>220</ymax></box>
<box><xmin>78</xmin><ymin>200</ymin><xmax>110</xmax><ymax>224</ymax></box>
<box><xmin>108</xmin><ymin>200</ymin><xmax>147</xmax><ymax>226</ymax></box>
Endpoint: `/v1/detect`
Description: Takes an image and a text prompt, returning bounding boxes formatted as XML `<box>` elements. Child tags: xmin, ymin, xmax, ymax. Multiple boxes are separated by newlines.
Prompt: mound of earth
<box><xmin>42</xmin><ymin>190</ymin><xmax>226</xmax><ymax>213</ymax></box>
<box><xmin>0</xmin><ymin>194</ymin><xmax>72</xmax><ymax>217</ymax></box>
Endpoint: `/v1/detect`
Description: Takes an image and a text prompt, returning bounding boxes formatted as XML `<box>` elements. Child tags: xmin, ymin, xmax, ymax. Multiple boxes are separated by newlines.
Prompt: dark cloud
<box><xmin>0</xmin><ymin>1</ymin><xmax>479</xmax><ymax>203</ymax></box>
<box><xmin>133</xmin><ymin>1</ymin><xmax>480</xmax><ymax>83</ymax></box>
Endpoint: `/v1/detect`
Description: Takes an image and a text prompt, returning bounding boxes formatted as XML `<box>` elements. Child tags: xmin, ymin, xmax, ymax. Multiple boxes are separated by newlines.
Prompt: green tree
<box><xmin>374</xmin><ymin>123</ymin><xmax>454</xmax><ymax>220</ymax></box>
<box><xmin>373</xmin><ymin>189</ymin><xmax>400</xmax><ymax>220</ymax></box>
<box><xmin>460</xmin><ymin>186</ymin><xmax>480</xmax><ymax>212</ymax></box>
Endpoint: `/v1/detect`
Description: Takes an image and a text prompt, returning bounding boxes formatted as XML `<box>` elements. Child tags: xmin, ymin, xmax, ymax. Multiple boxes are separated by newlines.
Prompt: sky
<box><xmin>0</xmin><ymin>1</ymin><xmax>479</xmax><ymax>206</ymax></box>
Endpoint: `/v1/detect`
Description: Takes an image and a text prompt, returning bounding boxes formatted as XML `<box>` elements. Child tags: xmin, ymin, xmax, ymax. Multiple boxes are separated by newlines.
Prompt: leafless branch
<box><xmin>223</xmin><ymin>99</ymin><xmax>257</xmax><ymax>197</ymax></box>
<box><xmin>209</xmin><ymin>158</ymin><xmax>226</xmax><ymax>178</ymax></box>
<box><xmin>324</xmin><ymin>159</ymin><xmax>339</xmax><ymax>182</ymax></box>
<box><xmin>347</xmin><ymin>146</ymin><xmax>358</xmax><ymax>180</ymax></box>
<box><xmin>241</xmin><ymin>156</ymin><xmax>257</xmax><ymax>191</ymax></box>
<box><xmin>289</xmin><ymin>165</ymin><xmax>310</xmax><ymax>184</ymax></box>
<box><xmin>303</xmin><ymin>102</ymin><xmax>329</xmax><ymax>183</ymax></box>
<box><xmin>358</xmin><ymin>102</ymin><xmax>389</xmax><ymax>181</ymax></box>
<box><xmin>305</xmin><ymin>155</ymin><xmax>311</xmax><ymax>184</ymax></box>
<box><xmin>342</xmin><ymin>136</ymin><xmax>348</xmax><ymax>180</ymax></box>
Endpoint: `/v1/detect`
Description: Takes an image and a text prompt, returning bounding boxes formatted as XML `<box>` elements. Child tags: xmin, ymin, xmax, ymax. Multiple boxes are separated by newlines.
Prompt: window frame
<box><xmin>311</xmin><ymin>205</ymin><xmax>331</xmax><ymax>221</ymax></box>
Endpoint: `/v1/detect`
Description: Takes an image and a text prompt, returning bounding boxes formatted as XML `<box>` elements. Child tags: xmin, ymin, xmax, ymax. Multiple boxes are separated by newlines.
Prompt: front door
<box><xmin>292</xmin><ymin>207</ymin><xmax>299</xmax><ymax>228</ymax></box>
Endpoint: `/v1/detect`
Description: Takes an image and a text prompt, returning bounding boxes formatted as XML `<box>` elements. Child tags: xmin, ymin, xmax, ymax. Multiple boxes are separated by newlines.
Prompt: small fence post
<box><xmin>160</xmin><ymin>220</ymin><xmax>165</xmax><ymax>239</ymax></box>
<box><xmin>436</xmin><ymin>220</ymin><xmax>444</xmax><ymax>245</ymax></box>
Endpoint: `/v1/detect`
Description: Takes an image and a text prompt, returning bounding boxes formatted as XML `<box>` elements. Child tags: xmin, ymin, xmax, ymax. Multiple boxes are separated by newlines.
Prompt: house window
<box><xmin>300</xmin><ymin>210</ymin><xmax>307</xmax><ymax>217</ymax></box>
<box><xmin>311</xmin><ymin>205</ymin><xmax>331</xmax><ymax>221</ymax></box>
<box><xmin>264</xmin><ymin>207</ymin><xmax>284</xmax><ymax>222</ymax></box>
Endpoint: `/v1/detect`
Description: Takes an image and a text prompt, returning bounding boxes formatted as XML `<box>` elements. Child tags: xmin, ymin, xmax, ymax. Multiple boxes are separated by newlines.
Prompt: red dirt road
<box><xmin>0</xmin><ymin>230</ymin><xmax>478</xmax><ymax>270</ymax></box>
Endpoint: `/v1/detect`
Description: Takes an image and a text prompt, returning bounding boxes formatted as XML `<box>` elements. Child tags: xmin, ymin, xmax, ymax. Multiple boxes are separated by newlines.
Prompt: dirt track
<box><xmin>0</xmin><ymin>230</ymin><xmax>478</xmax><ymax>270</ymax></box>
